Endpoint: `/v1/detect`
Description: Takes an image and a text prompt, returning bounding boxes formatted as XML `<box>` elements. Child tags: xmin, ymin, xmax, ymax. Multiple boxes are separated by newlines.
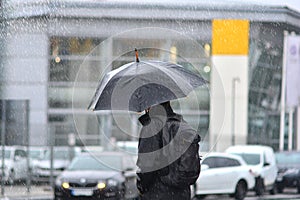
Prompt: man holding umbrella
<box><xmin>136</xmin><ymin>101</ymin><xmax>201</xmax><ymax>199</ymax></box>
<box><xmin>88</xmin><ymin>49</ymin><xmax>206</xmax><ymax>200</ymax></box>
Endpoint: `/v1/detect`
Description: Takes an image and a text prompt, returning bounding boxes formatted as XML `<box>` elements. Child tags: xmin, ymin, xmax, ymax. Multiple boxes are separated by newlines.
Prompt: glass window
<box><xmin>221</xmin><ymin>158</ymin><xmax>241</xmax><ymax>167</ymax></box>
<box><xmin>50</xmin><ymin>37</ymin><xmax>102</xmax><ymax>57</ymax></box>
<box><xmin>44</xmin><ymin>149</ymin><xmax>70</xmax><ymax>160</ymax></box>
<box><xmin>233</xmin><ymin>153</ymin><xmax>260</xmax><ymax>165</ymax></box>
<box><xmin>203</xmin><ymin>157</ymin><xmax>240</xmax><ymax>168</ymax></box>
<box><xmin>276</xmin><ymin>152</ymin><xmax>300</xmax><ymax>165</ymax></box>
<box><xmin>0</xmin><ymin>150</ymin><xmax>11</xmax><ymax>159</ymax></box>
<box><xmin>29</xmin><ymin>150</ymin><xmax>44</xmax><ymax>159</ymax></box>
<box><xmin>202</xmin><ymin>157</ymin><xmax>218</xmax><ymax>168</ymax></box>
<box><xmin>48</xmin><ymin>36</ymin><xmax>210</xmax><ymax>145</ymax></box>
<box><xmin>248</xmin><ymin>34</ymin><xmax>283</xmax><ymax>150</ymax></box>
<box><xmin>15</xmin><ymin>150</ymin><xmax>27</xmax><ymax>158</ymax></box>
<box><xmin>68</xmin><ymin>155</ymin><xmax>122</xmax><ymax>171</ymax></box>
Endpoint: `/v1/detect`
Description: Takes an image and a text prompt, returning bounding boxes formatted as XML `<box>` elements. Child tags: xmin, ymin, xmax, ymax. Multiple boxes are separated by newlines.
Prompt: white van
<box><xmin>225</xmin><ymin>145</ymin><xmax>278</xmax><ymax>196</ymax></box>
<box><xmin>0</xmin><ymin>146</ymin><xmax>28</xmax><ymax>184</ymax></box>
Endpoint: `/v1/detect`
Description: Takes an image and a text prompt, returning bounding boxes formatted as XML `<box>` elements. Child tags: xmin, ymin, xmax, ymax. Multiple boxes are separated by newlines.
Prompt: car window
<box><xmin>0</xmin><ymin>150</ymin><xmax>11</xmax><ymax>159</ymax></box>
<box><xmin>44</xmin><ymin>149</ymin><xmax>70</xmax><ymax>160</ymax></box>
<box><xmin>202</xmin><ymin>156</ymin><xmax>241</xmax><ymax>168</ymax></box>
<box><xmin>29</xmin><ymin>150</ymin><xmax>44</xmax><ymax>159</ymax></box>
<box><xmin>15</xmin><ymin>150</ymin><xmax>27</xmax><ymax>158</ymax></box>
<box><xmin>276</xmin><ymin>152</ymin><xmax>300</xmax><ymax>165</ymax></box>
<box><xmin>202</xmin><ymin>157</ymin><xmax>218</xmax><ymax>168</ymax></box>
<box><xmin>221</xmin><ymin>158</ymin><xmax>241</xmax><ymax>167</ymax></box>
<box><xmin>232</xmin><ymin>153</ymin><xmax>260</xmax><ymax>165</ymax></box>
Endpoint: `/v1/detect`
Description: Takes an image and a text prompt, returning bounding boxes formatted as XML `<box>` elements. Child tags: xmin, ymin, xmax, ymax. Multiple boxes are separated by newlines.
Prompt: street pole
<box><xmin>49</xmin><ymin>126</ymin><xmax>54</xmax><ymax>188</ymax></box>
<box><xmin>231</xmin><ymin>77</ymin><xmax>240</xmax><ymax>146</ymax></box>
<box><xmin>0</xmin><ymin>0</ymin><xmax>6</xmax><ymax>194</ymax></box>
<box><xmin>1</xmin><ymin>100</ymin><xmax>6</xmax><ymax>196</ymax></box>
<box><xmin>288</xmin><ymin>107</ymin><xmax>294</xmax><ymax>150</ymax></box>
<box><xmin>280</xmin><ymin>31</ymin><xmax>288</xmax><ymax>151</ymax></box>
<box><xmin>297</xmin><ymin>106</ymin><xmax>300</xmax><ymax>150</ymax></box>
<box><xmin>24</xmin><ymin>100</ymin><xmax>30</xmax><ymax>193</ymax></box>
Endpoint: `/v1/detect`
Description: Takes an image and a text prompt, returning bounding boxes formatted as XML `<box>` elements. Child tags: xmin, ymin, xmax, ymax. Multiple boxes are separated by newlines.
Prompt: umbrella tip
<box><xmin>135</xmin><ymin>48</ymin><xmax>140</xmax><ymax>62</ymax></box>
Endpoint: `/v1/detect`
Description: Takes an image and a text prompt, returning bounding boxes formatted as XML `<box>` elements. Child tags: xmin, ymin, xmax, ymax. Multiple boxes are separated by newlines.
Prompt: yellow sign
<box><xmin>212</xmin><ymin>19</ymin><xmax>249</xmax><ymax>55</ymax></box>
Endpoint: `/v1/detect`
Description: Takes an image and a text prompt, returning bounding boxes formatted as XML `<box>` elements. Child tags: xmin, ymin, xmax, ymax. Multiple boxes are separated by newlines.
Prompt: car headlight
<box><xmin>107</xmin><ymin>179</ymin><xmax>118</xmax><ymax>186</ymax></box>
<box><xmin>97</xmin><ymin>181</ymin><xmax>106</xmax><ymax>189</ymax></box>
<box><xmin>62</xmin><ymin>182</ymin><xmax>70</xmax><ymax>189</ymax></box>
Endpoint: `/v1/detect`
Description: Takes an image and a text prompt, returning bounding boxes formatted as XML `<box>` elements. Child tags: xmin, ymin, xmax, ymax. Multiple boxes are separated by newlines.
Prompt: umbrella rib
<box><xmin>88</xmin><ymin>62</ymin><xmax>135</xmax><ymax>110</ymax></box>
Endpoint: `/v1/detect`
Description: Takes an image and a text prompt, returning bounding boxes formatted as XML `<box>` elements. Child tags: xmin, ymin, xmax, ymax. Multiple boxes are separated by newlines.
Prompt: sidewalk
<box><xmin>0</xmin><ymin>185</ymin><xmax>53</xmax><ymax>200</ymax></box>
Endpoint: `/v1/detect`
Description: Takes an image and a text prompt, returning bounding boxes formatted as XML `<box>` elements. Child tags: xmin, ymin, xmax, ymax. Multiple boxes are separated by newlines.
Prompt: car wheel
<box><xmin>194</xmin><ymin>195</ymin><xmax>206</xmax><ymax>200</ymax></box>
<box><xmin>269</xmin><ymin>182</ymin><xmax>277</xmax><ymax>195</ymax></box>
<box><xmin>277</xmin><ymin>184</ymin><xmax>284</xmax><ymax>193</ymax></box>
<box><xmin>255</xmin><ymin>177</ymin><xmax>264</xmax><ymax>196</ymax></box>
<box><xmin>234</xmin><ymin>180</ymin><xmax>247</xmax><ymax>200</ymax></box>
<box><xmin>297</xmin><ymin>180</ymin><xmax>300</xmax><ymax>194</ymax></box>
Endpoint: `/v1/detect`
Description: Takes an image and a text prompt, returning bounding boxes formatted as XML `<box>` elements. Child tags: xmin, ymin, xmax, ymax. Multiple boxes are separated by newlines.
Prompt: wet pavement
<box><xmin>0</xmin><ymin>185</ymin><xmax>299</xmax><ymax>200</ymax></box>
<box><xmin>192</xmin><ymin>189</ymin><xmax>300</xmax><ymax>200</ymax></box>
<box><xmin>0</xmin><ymin>184</ymin><xmax>53</xmax><ymax>200</ymax></box>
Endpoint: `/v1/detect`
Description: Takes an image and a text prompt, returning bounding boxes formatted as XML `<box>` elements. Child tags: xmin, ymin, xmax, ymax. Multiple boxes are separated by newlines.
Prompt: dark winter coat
<box><xmin>136</xmin><ymin>104</ymin><xmax>191</xmax><ymax>200</ymax></box>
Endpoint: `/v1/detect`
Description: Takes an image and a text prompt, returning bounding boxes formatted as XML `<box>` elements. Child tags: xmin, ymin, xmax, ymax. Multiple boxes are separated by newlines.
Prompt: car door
<box><xmin>263</xmin><ymin>149</ymin><xmax>277</xmax><ymax>186</ymax></box>
<box><xmin>199</xmin><ymin>157</ymin><xmax>222</xmax><ymax>192</ymax></box>
<box><xmin>216</xmin><ymin>157</ymin><xmax>241</xmax><ymax>192</ymax></box>
<box><xmin>199</xmin><ymin>156</ymin><xmax>242</xmax><ymax>193</ymax></box>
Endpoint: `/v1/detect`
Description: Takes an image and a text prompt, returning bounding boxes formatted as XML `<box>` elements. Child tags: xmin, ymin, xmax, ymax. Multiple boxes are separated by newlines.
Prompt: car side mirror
<box><xmin>122</xmin><ymin>167</ymin><xmax>135</xmax><ymax>176</ymax></box>
<box><xmin>125</xmin><ymin>167</ymin><xmax>134</xmax><ymax>172</ymax></box>
<box><xmin>263</xmin><ymin>162</ymin><xmax>270</xmax><ymax>167</ymax></box>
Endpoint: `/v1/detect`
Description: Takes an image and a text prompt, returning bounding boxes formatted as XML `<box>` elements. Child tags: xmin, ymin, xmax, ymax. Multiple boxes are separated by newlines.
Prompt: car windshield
<box><xmin>117</xmin><ymin>142</ymin><xmax>138</xmax><ymax>154</ymax></box>
<box><xmin>233</xmin><ymin>153</ymin><xmax>260</xmax><ymax>165</ymax></box>
<box><xmin>68</xmin><ymin>155</ymin><xmax>122</xmax><ymax>171</ymax></box>
<box><xmin>118</xmin><ymin>146</ymin><xmax>137</xmax><ymax>154</ymax></box>
<box><xmin>0</xmin><ymin>150</ymin><xmax>11</xmax><ymax>159</ymax></box>
<box><xmin>43</xmin><ymin>150</ymin><xmax>70</xmax><ymax>160</ymax></box>
<box><xmin>29</xmin><ymin>150</ymin><xmax>43</xmax><ymax>159</ymax></box>
<box><xmin>276</xmin><ymin>153</ymin><xmax>300</xmax><ymax>165</ymax></box>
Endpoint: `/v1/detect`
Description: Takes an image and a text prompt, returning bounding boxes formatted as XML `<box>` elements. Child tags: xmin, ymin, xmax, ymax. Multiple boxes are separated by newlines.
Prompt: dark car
<box><xmin>275</xmin><ymin>151</ymin><xmax>300</xmax><ymax>193</ymax></box>
<box><xmin>54</xmin><ymin>151</ymin><xmax>139</xmax><ymax>200</ymax></box>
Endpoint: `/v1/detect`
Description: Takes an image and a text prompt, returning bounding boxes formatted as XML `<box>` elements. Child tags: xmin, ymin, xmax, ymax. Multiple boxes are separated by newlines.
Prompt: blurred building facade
<box><xmin>1</xmin><ymin>0</ymin><xmax>300</xmax><ymax>151</ymax></box>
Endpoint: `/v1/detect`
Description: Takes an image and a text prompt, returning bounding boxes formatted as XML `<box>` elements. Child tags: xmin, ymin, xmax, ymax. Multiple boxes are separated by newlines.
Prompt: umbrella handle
<box><xmin>135</xmin><ymin>48</ymin><xmax>140</xmax><ymax>62</ymax></box>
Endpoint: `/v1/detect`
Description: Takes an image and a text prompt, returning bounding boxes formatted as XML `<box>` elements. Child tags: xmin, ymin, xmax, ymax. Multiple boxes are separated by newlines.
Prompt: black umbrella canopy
<box><xmin>88</xmin><ymin>60</ymin><xmax>208</xmax><ymax>112</ymax></box>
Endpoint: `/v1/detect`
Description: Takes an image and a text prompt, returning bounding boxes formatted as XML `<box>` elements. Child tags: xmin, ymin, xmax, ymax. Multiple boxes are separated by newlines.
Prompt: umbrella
<box><xmin>88</xmin><ymin>49</ymin><xmax>208</xmax><ymax>112</ymax></box>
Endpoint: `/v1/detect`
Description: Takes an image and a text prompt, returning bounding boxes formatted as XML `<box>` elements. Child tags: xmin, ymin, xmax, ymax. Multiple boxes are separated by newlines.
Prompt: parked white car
<box><xmin>226</xmin><ymin>145</ymin><xmax>278</xmax><ymax>195</ymax></box>
<box><xmin>28</xmin><ymin>146</ymin><xmax>47</xmax><ymax>169</ymax></box>
<box><xmin>0</xmin><ymin>146</ymin><xmax>28</xmax><ymax>184</ymax></box>
<box><xmin>33</xmin><ymin>146</ymin><xmax>82</xmax><ymax>182</ymax></box>
<box><xmin>194</xmin><ymin>152</ymin><xmax>255</xmax><ymax>200</ymax></box>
